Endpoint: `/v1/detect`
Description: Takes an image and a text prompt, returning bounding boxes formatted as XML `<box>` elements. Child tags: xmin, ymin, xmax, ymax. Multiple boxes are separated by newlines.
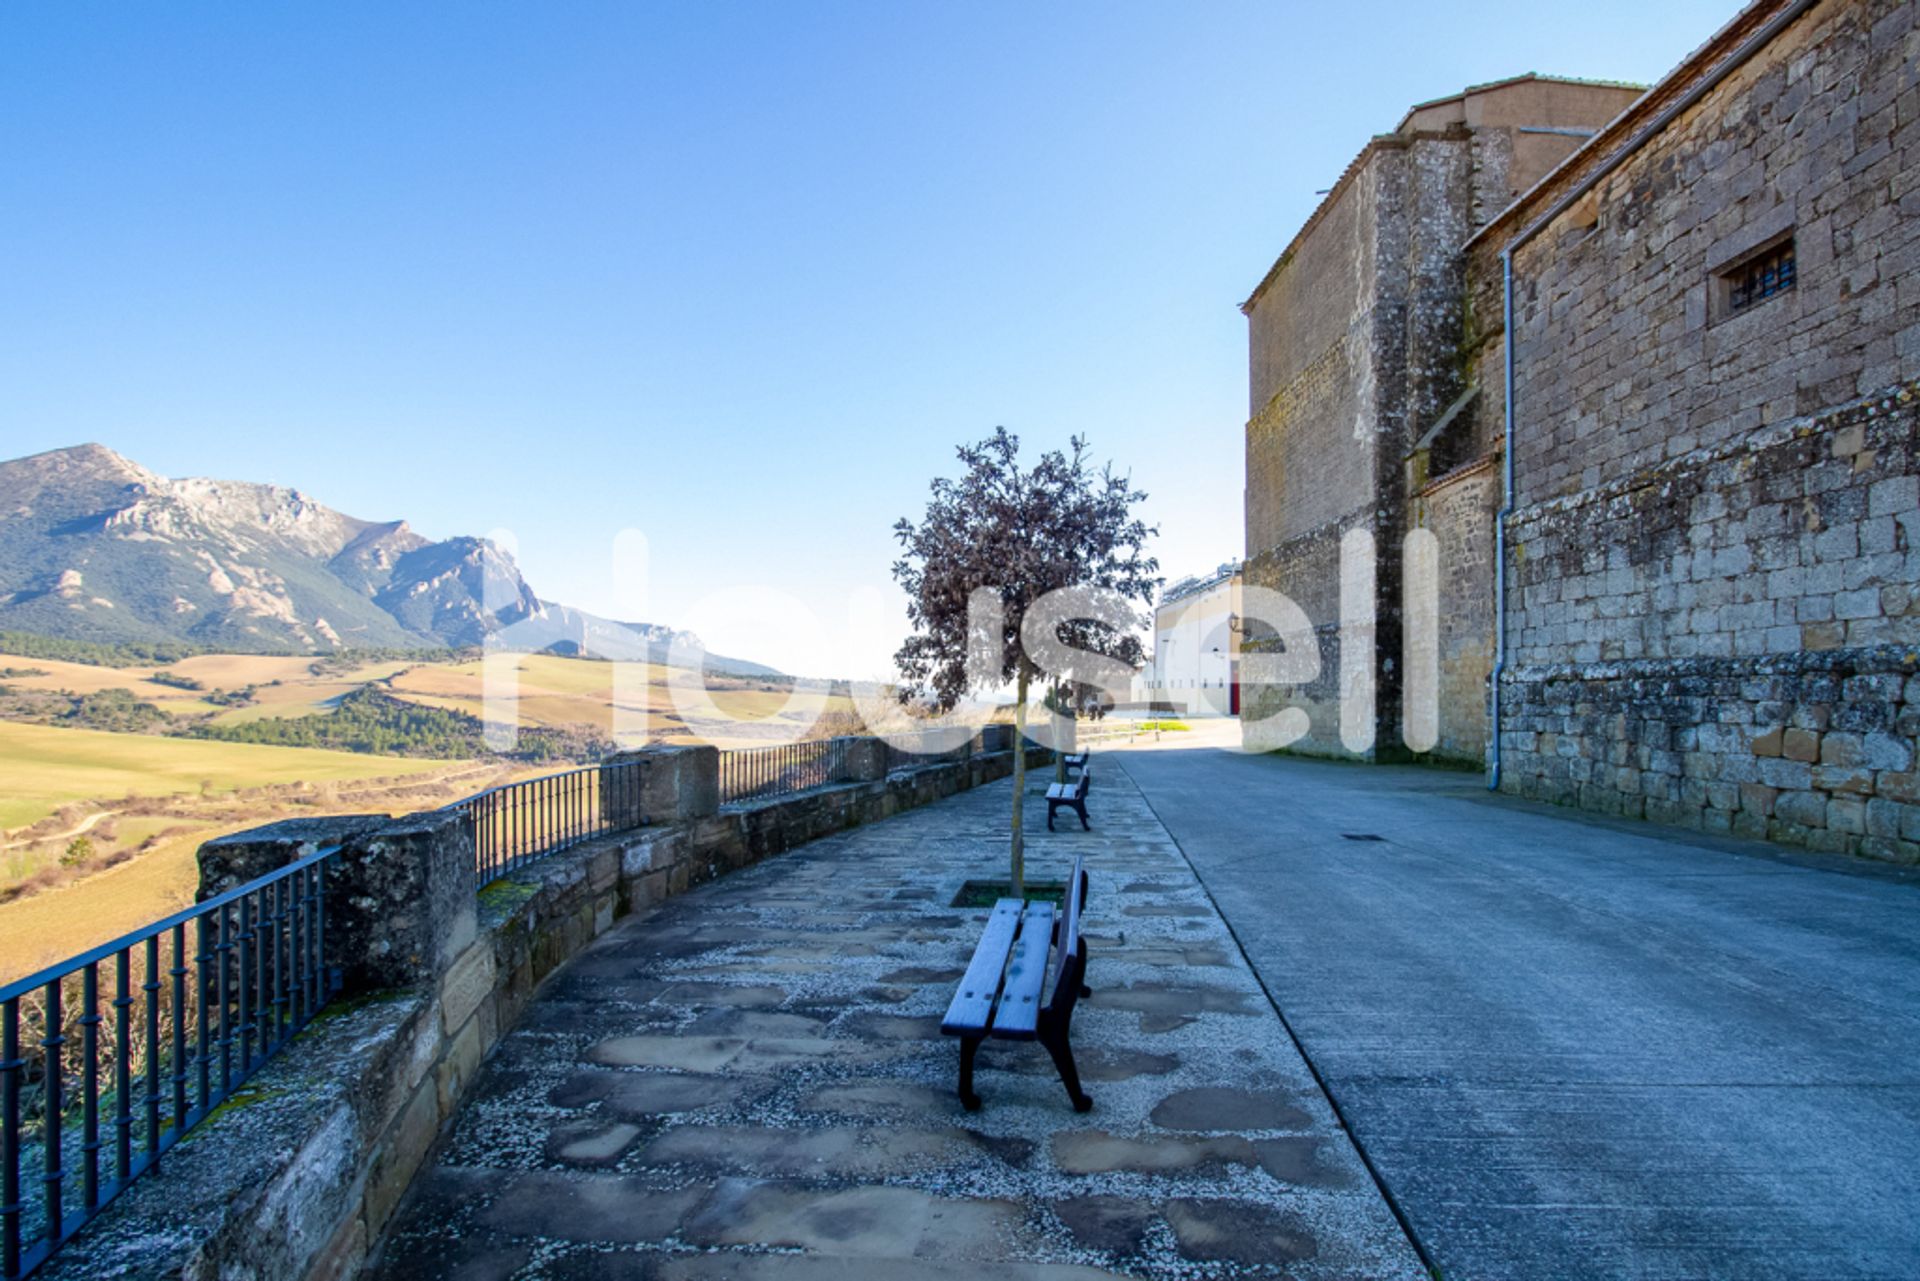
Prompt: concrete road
<box><xmin>1115</xmin><ymin>736</ymin><xmax>1920</xmax><ymax>1281</ymax></box>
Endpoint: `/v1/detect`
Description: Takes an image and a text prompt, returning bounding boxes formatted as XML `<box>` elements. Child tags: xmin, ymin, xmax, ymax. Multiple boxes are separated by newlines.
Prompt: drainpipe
<box><xmin>1482</xmin><ymin>0</ymin><xmax>1823</xmax><ymax>793</ymax></box>
<box><xmin>1490</xmin><ymin>249</ymin><xmax>1514</xmax><ymax>790</ymax></box>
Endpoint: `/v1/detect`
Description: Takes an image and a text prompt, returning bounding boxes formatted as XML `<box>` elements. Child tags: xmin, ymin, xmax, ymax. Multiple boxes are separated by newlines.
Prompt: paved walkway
<box><xmin>370</xmin><ymin>768</ymin><xmax>1425</xmax><ymax>1279</ymax></box>
<box><xmin>1117</xmin><ymin>732</ymin><xmax>1920</xmax><ymax>1281</ymax></box>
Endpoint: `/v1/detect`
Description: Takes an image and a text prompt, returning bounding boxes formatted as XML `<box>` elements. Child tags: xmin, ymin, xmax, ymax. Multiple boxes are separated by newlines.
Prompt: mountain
<box><xmin>0</xmin><ymin>444</ymin><xmax>781</xmax><ymax>676</ymax></box>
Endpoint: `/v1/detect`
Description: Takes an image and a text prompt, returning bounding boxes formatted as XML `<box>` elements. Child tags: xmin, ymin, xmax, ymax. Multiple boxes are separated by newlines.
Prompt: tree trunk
<box><xmin>1010</xmin><ymin>670</ymin><xmax>1028</xmax><ymax>900</ymax></box>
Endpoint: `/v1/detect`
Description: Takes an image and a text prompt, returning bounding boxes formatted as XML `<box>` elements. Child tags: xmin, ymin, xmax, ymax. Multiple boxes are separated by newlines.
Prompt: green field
<box><xmin>0</xmin><ymin>720</ymin><xmax>448</xmax><ymax>830</ymax></box>
<box><xmin>0</xmin><ymin>648</ymin><xmax>871</xmax><ymax>982</ymax></box>
<box><xmin>0</xmin><ymin>722</ymin><xmax>508</xmax><ymax>982</ymax></box>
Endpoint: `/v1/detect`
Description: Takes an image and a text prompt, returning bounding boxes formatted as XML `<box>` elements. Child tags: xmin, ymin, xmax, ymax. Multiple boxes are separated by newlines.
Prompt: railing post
<box><xmin>39</xmin><ymin>981</ymin><xmax>61</xmax><ymax>1247</ymax></box>
<box><xmin>846</xmin><ymin>737</ymin><xmax>888</xmax><ymax>783</ymax></box>
<box><xmin>328</xmin><ymin>811</ymin><xmax>477</xmax><ymax>992</ymax></box>
<box><xmin>194</xmin><ymin>917</ymin><xmax>211</xmax><ymax>1115</ymax></box>
<box><xmin>80</xmin><ymin>968</ymin><xmax>99</xmax><ymax>1212</ymax></box>
<box><xmin>601</xmin><ymin>745</ymin><xmax>719</xmax><ymax>822</ymax></box>
<box><xmin>169</xmin><ymin>924</ymin><xmax>188</xmax><ymax>1137</ymax></box>
<box><xmin>198</xmin><ymin>813</ymin><xmax>472</xmax><ymax>995</ymax></box>
<box><xmin>1</xmin><ymin>996</ymin><xmax>16</xmax><ymax>1281</ymax></box>
<box><xmin>142</xmin><ymin>934</ymin><xmax>161</xmax><ymax>1163</ymax></box>
<box><xmin>113</xmin><ymin>953</ymin><xmax>131</xmax><ymax>1182</ymax></box>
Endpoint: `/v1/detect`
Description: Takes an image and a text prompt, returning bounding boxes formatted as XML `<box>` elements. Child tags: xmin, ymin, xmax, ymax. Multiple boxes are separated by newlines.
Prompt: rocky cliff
<box><xmin>0</xmin><ymin>443</ymin><xmax>777</xmax><ymax>674</ymax></box>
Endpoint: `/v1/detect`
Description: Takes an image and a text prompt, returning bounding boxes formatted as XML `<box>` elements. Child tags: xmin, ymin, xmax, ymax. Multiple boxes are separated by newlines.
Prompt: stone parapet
<box><xmin>46</xmin><ymin>743</ymin><xmax>1044</xmax><ymax>1281</ymax></box>
<box><xmin>1498</xmin><ymin>645</ymin><xmax>1920</xmax><ymax>863</ymax></box>
<box><xmin>34</xmin><ymin>992</ymin><xmax>438</xmax><ymax>1281</ymax></box>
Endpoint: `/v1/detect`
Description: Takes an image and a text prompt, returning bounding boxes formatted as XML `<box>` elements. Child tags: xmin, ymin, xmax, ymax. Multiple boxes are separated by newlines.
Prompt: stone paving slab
<box><xmin>369</xmin><ymin>768</ymin><xmax>1424</xmax><ymax>1279</ymax></box>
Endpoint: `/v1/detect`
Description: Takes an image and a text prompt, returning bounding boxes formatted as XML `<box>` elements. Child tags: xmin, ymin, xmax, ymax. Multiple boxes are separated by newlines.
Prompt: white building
<box><xmin>1142</xmin><ymin>561</ymin><xmax>1242</xmax><ymax>717</ymax></box>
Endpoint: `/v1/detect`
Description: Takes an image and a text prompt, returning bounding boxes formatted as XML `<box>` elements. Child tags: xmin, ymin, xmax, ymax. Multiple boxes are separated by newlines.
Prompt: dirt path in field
<box><xmin>0</xmin><ymin>807</ymin><xmax>120</xmax><ymax>852</ymax></box>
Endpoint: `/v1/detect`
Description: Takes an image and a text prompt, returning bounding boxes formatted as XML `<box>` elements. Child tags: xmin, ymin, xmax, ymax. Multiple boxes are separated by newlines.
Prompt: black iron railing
<box><xmin>883</xmin><ymin>729</ymin><xmax>975</xmax><ymax>775</ymax></box>
<box><xmin>718</xmin><ymin>738</ymin><xmax>849</xmax><ymax>806</ymax></box>
<box><xmin>0</xmin><ymin>845</ymin><xmax>339</xmax><ymax>1281</ymax></box>
<box><xmin>448</xmin><ymin>758</ymin><xmax>647</xmax><ymax>890</ymax></box>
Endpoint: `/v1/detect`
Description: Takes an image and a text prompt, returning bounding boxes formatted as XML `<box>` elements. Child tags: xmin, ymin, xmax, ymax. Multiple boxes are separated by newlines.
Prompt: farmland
<box><xmin>382</xmin><ymin>653</ymin><xmax>856</xmax><ymax>746</ymax></box>
<box><xmin>0</xmin><ymin>653</ymin><xmax>410</xmax><ymax>725</ymax></box>
<box><xmin>0</xmin><ymin>719</ymin><xmax>449</xmax><ymax>831</ymax></box>
<box><xmin>0</xmin><ymin>650</ymin><xmax>855</xmax><ymax>745</ymax></box>
<box><xmin>0</xmin><ymin>649</ymin><xmax>864</xmax><ymax>983</ymax></box>
<box><xmin>0</xmin><ymin>720</ymin><xmax>513</xmax><ymax>981</ymax></box>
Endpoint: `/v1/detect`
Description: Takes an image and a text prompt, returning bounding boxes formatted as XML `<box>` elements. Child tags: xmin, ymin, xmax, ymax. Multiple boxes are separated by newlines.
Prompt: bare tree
<box><xmin>892</xmin><ymin>428</ymin><xmax>1157</xmax><ymax>896</ymax></box>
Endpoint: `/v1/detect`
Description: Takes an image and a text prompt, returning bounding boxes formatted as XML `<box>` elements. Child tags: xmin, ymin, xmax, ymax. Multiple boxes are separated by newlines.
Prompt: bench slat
<box><xmin>989</xmin><ymin>901</ymin><xmax>1057</xmax><ymax>1040</ymax></box>
<box><xmin>941</xmin><ymin>899</ymin><xmax>1023</xmax><ymax>1034</ymax></box>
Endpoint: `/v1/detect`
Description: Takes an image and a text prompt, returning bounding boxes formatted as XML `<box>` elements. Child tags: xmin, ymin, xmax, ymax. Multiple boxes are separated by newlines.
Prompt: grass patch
<box><xmin>0</xmin><ymin>827</ymin><xmax>207</xmax><ymax>980</ymax></box>
<box><xmin>478</xmin><ymin>877</ymin><xmax>543</xmax><ymax>914</ymax></box>
<box><xmin>949</xmin><ymin>879</ymin><xmax>1068</xmax><ymax>908</ymax></box>
<box><xmin>0</xmin><ymin>720</ymin><xmax>447</xmax><ymax>831</ymax></box>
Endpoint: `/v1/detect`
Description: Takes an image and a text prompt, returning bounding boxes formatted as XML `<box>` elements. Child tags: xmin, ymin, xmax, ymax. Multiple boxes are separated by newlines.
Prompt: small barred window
<box><xmin>1724</xmin><ymin>238</ymin><xmax>1796</xmax><ymax>314</ymax></box>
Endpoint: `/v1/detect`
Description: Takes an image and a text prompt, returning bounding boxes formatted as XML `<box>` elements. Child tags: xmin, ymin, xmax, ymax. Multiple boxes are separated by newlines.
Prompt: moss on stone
<box><xmin>308</xmin><ymin>987</ymin><xmax>410</xmax><ymax>1025</ymax></box>
<box><xmin>478</xmin><ymin>877</ymin><xmax>542</xmax><ymax>913</ymax></box>
<box><xmin>194</xmin><ymin>1083</ymin><xmax>286</xmax><ymax>1130</ymax></box>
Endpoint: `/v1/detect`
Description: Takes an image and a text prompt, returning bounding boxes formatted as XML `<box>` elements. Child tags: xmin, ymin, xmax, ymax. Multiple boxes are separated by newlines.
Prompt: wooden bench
<box><xmin>1046</xmin><ymin>763</ymin><xmax>1091</xmax><ymax>831</ymax></box>
<box><xmin>940</xmin><ymin>854</ymin><xmax>1092</xmax><ymax>1112</ymax></box>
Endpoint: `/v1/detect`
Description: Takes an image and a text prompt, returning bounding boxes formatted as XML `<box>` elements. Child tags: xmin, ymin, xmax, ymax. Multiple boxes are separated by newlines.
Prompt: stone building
<box><xmin>1241</xmin><ymin>74</ymin><xmax>1644</xmax><ymax>759</ymax></box>
<box><xmin>1242</xmin><ymin>0</ymin><xmax>1920</xmax><ymax>862</ymax></box>
<box><xmin>1144</xmin><ymin>561</ymin><xmax>1243</xmax><ymax>717</ymax></box>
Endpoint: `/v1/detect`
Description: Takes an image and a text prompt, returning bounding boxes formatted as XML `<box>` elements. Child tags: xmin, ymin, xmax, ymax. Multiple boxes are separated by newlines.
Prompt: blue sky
<box><xmin>3</xmin><ymin>1</ymin><xmax>1732</xmax><ymax>677</ymax></box>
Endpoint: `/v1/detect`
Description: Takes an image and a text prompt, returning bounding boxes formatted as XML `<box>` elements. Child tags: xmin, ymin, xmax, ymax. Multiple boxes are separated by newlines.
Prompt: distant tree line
<box><xmin>0</xmin><ymin>631</ymin><xmax>223</xmax><ymax>668</ymax></box>
<box><xmin>188</xmin><ymin>686</ymin><xmax>605</xmax><ymax>761</ymax></box>
<box><xmin>0</xmin><ymin>630</ymin><xmax>476</xmax><ymax>672</ymax></box>
<box><xmin>0</xmin><ymin>685</ymin><xmax>176</xmax><ymax>733</ymax></box>
<box><xmin>305</xmin><ymin>647</ymin><xmax>478</xmax><ymax>677</ymax></box>
<box><xmin>0</xmin><ymin>678</ymin><xmax>602</xmax><ymax>762</ymax></box>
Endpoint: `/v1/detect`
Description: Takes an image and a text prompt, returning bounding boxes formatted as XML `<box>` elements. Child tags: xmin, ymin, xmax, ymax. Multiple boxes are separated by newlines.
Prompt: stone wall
<box><xmin>1497</xmin><ymin>384</ymin><xmax>1920</xmax><ymax>860</ymax></box>
<box><xmin>1242</xmin><ymin>78</ymin><xmax>1634</xmax><ymax>758</ymax></box>
<box><xmin>41</xmin><ymin>738</ymin><xmax>1049</xmax><ymax>1281</ymax></box>
<box><xmin>1479</xmin><ymin>0</ymin><xmax>1920</xmax><ymax>514</ymax></box>
<box><xmin>1506</xmin><ymin>387</ymin><xmax>1920</xmax><ymax>670</ymax></box>
<box><xmin>1408</xmin><ymin>458</ymin><xmax>1500</xmax><ymax>762</ymax></box>
<box><xmin>1467</xmin><ymin>0</ymin><xmax>1920</xmax><ymax>857</ymax></box>
<box><xmin>1500</xmin><ymin>646</ymin><xmax>1919</xmax><ymax>857</ymax></box>
<box><xmin>1245</xmin><ymin>167</ymin><xmax>1378</xmax><ymax>550</ymax></box>
<box><xmin>1241</xmin><ymin>141</ymin><xmax>1400</xmax><ymax>758</ymax></box>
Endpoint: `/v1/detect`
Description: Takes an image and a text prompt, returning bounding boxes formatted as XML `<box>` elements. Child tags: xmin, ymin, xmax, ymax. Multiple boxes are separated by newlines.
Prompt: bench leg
<box><xmin>1046</xmin><ymin>802</ymin><xmax>1057</xmax><ymax>832</ymax></box>
<box><xmin>957</xmin><ymin>1035</ymin><xmax>985</xmax><ymax>1111</ymax></box>
<box><xmin>1075</xmin><ymin>800</ymin><xmax>1090</xmax><ymax>831</ymax></box>
<box><xmin>1040</xmin><ymin>1025</ymin><xmax>1092</xmax><ymax>1113</ymax></box>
